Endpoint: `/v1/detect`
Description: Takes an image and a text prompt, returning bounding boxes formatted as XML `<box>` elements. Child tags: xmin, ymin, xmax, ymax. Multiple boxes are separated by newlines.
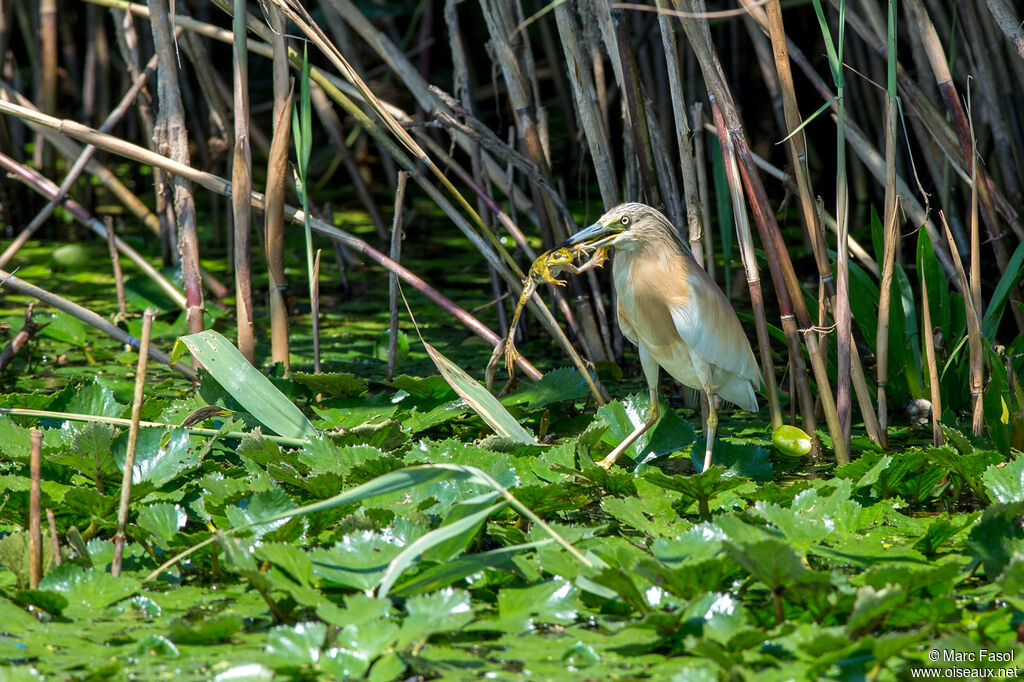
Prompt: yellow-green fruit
<box><xmin>772</xmin><ymin>424</ymin><xmax>813</xmax><ymax>457</ymax></box>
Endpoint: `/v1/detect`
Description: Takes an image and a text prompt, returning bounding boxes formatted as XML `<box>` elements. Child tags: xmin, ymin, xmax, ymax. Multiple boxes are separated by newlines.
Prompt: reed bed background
<box><xmin>2</xmin><ymin>0</ymin><xmax>1024</xmax><ymax>461</ymax></box>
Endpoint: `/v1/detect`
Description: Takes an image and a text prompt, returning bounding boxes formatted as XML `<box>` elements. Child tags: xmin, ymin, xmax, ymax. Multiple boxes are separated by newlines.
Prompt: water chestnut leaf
<box><xmin>982</xmin><ymin>455</ymin><xmax>1024</xmax><ymax>503</ymax></box>
<box><xmin>336</xmin><ymin>620</ymin><xmax>400</xmax><ymax>661</ymax></box>
<box><xmin>317</xmin><ymin>594</ymin><xmax>392</xmax><ymax>629</ymax></box>
<box><xmin>137</xmin><ymin>502</ymin><xmax>187</xmax><ymax>548</ymax></box>
<box><xmin>502</xmin><ymin>367</ymin><xmax>590</xmax><ymax>410</ymax></box>
<box><xmin>38</xmin><ymin>564</ymin><xmax>139</xmax><ymax>619</ymax></box>
<box><xmin>597</xmin><ymin>394</ymin><xmax>696</xmax><ymax>461</ymax></box>
<box><xmin>311</xmin><ymin>531</ymin><xmax>407</xmax><ymax>591</ymax></box>
<box><xmin>50</xmin><ymin>379</ymin><xmax>123</xmax><ymax>418</ymax></box>
<box><xmin>11</xmin><ymin>589</ymin><xmax>68</xmax><ymax>616</ymax></box>
<box><xmin>114</xmin><ymin>428</ymin><xmax>199</xmax><ymax>487</ymax></box>
<box><xmin>967</xmin><ymin>500</ymin><xmax>1024</xmax><ymax>580</ymax></box>
<box><xmin>682</xmin><ymin>592</ymin><xmax>750</xmax><ymax>644</ymax></box>
<box><xmin>225</xmin><ymin>488</ymin><xmax>295</xmax><ymax>541</ymax></box>
<box><xmin>321</xmin><ymin>648</ymin><xmax>371</xmax><ymax>680</ymax></box>
<box><xmin>265</xmin><ymin>621</ymin><xmax>327</xmax><ymax>667</ymax></box>
<box><xmin>490</xmin><ymin>579</ymin><xmax>578</xmax><ymax>631</ymax></box>
<box><xmin>397</xmin><ymin>588</ymin><xmax>473</xmax><ymax>648</ymax></box>
<box><xmin>651</xmin><ymin>522</ymin><xmax>727</xmax><ymax>566</ymax></box>
<box><xmin>290</xmin><ymin>371</ymin><xmax>368</xmax><ymax>398</ymax></box>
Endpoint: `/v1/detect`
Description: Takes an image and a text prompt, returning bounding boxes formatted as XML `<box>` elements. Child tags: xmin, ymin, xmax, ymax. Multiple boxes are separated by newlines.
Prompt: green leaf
<box><xmin>114</xmin><ymin>428</ymin><xmax>199</xmax><ymax>487</ymax></box>
<box><xmin>397</xmin><ymin>588</ymin><xmax>474</xmax><ymax>647</ymax></box>
<box><xmin>290</xmin><ymin>371</ymin><xmax>368</xmax><ymax>398</ymax></box>
<box><xmin>422</xmin><ymin>340</ymin><xmax>536</xmax><ymax>444</ymax></box>
<box><xmin>983</xmin><ymin>239</ymin><xmax>1024</xmax><ymax>338</ymax></box>
<box><xmin>312</xmin><ymin>531</ymin><xmax>407</xmax><ymax>591</ymax></box>
<box><xmin>225</xmin><ymin>488</ymin><xmax>295</xmax><ymax>541</ymax></box>
<box><xmin>40</xmin><ymin>311</ymin><xmax>88</xmax><ymax>347</ymax></box>
<box><xmin>378</xmin><ymin>499</ymin><xmax>505</xmax><ymax>597</ymax></box>
<box><xmin>137</xmin><ymin>503</ymin><xmax>187</xmax><ymax>548</ymax></box>
<box><xmin>503</xmin><ymin>367</ymin><xmax>590</xmax><ymax>409</ymax></box>
<box><xmin>38</xmin><ymin>565</ymin><xmax>139</xmax><ymax>619</ymax></box>
<box><xmin>176</xmin><ymin>330</ymin><xmax>316</xmax><ymax>440</ymax></box>
<box><xmin>265</xmin><ymin>622</ymin><xmax>326</xmax><ymax>667</ymax></box>
<box><xmin>390</xmin><ymin>540</ymin><xmax>550</xmax><ymax>597</ymax></box>
<box><xmin>168</xmin><ymin>614</ymin><xmax>243</xmax><ymax>644</ymax></box>
<box><xmin>491</xmin><ymin>579</ymin><xmax>578</xmax><ymax>632</ymax></box>
<box><xmin>50</xmin><ymin>379</ymin><xmax>124</xmax><ymax>418</ymax></box>
<box><xmin>596</xmin><ymin>393</ymin><xmax>696</xmax><ymax>461</ymax></box>
<box><xmin>682</xmin><ymin>592</ymin><xmax>750</xmax><ymax>644</ymax></box>
<box><xmin>967</xmin><ymin>500</ymin><xmax>1024</xmax><ymax>580</ymax></box>
<box><xmin>982</xmin><ymin>456</ymin><xmax>1024</xmax><ymax>503</ymax></box>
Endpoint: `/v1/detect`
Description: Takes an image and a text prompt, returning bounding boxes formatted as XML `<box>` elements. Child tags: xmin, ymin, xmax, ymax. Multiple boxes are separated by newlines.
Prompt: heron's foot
<box><xmin>595</xmin><ymin>456</ymin><xmax>615</xmax><ymax>470</ymax></box>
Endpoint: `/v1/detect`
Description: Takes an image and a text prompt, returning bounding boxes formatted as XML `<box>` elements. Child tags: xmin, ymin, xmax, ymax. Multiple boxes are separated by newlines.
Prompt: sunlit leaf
<box><xmin>421</xmin><ymin>340</ymin><xmax>536</xmax><ymax>444</ymax></box>
<box><xmin>176</xmin><ymin>330</ymin><xmax>316</xmax><ymax>440</ymax></box>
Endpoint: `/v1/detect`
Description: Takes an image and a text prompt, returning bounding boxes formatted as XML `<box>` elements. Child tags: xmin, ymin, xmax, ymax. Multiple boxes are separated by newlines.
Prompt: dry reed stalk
<box><xmin>0</xmin><ymin>305</ymin><xmax>48</xmax><ymax>373</ymax></box>
<box><xmin>692</xmin><ymin>103</ymin><xmax>715</xmax><ymax>281</ymax></box>
<box><xmin>941</xmin><ymin>212</ymin><xmax>985</xmax><ymax>438</ymax></box>
<box><xmin>110</xmin><ymin>4</ymin><xmax>169</xmax><ymax>257</ymax></box>
<box><xmin>46</xmin><ymin>509</ymin><xmax>61</xmax><ymax>566</ymax></box>
<box><xmin>656</xmin><ymin>0</ymin><xmax>705</xmax><ymax>270</ymax></box>
<box><xmin>712</xmin><ymin>102</ymin><xmax>783</xmax><ymax>432</ymax></box>
<box><xmin>112</xmin><ymin>308</ymin><xmax>155</xmax><ymax>577</ymax></box>
<box><xmin>987</xmin><ymin>0</ymin><xmax>1024</xmax><ymax>62</ymax></box>
<box><xmin>968</xmin><ymin>119</ymin><xmax>985</xmax><ymax>437</ymax></box>
<box><xmin>0</xmin><ymin>47</ymin><xmax>162</xmax><ymax>270</ymax></box>
<box><xmin>756</xmin><ymin>0</ymin><xmax>882</xmax><ymax>447</ymax></box>
<box><xmin>39</xmin><ymin>0</ymin><xmax>57</xmax><ymax>173</ymax></box>
<box><xmin>307</xmin><ymin>82</ymin><xmax>388</xmax><ymax>242</ymax></box>
<box><xmin>739</xmin><ymin>7</ymin><xmax>963</xmax><ymax>284</ymax></box>
<box><xmin>0</xmin><ymin>150</ymin><xmax>187</xmax><ymax>309</ymax></box>
<box><xmin>101</xmin><ymin>0</ymin><xmax>538</xmax><ymax>240</ymax></box>
<box><xmin>147</xmin><ymin>0</ymin><xmax>204</xmax><ymax>334</ymax></box>
<box><xmin>874</xmin><ymin>0</ymin><xmax>899</xmax><ymax>449</ymax></box>
<box><xmin>444</xmin><ymin>0</ymin><xmax>508</xmax><ymax>337</ymax></box>
<box><xmin>474</xmin><ymin>0</ymin><xmax>610</xmax><ymax>366</ymax></box>
<box><xmin>252</xmin><ymin>0</ymin><xmax>604</xmax><ymax>397</ymax></box>
<box><xmin>887</xmin><ymin>0</ymin><xmax>1023</xmax><ymax>332</ymax></box>
<box><xmin>553</xmin><ymin>1</ymin><xmax>618</xmax><ymax>207</ymax></box>
<box><xmin>106</xmin><ymin>217</ymin><xmax>128</xmax><ymax>318</ymax></box>
<box><xmin>920</xmin><ymin>268</ymin><xmax>944</xmax><ymax>447</ymax></box>
<box><xmin>29</xmin><ymin>429</ymin><xmax>43</xmax><ymax>588</ymax></box>
<box><xmin>265</xmin><ymin>1</ymin><xmax>290</xmax><ymax>370</ymax></box>
<box><xmin>0</xmin><ymin>99</ymin><xmax>547</xmax><ymax>381</ymax></box>
<box><xmin>232</xmin><ymin>0</ymin><xmax>254</xmax><ymax>362</ymax></box>
<box><xmin>592</xmin><ymin>1</ymin><xmax>661</xmax><ymax>207</ymax></box>
<box><xmin>813</xmin><ymin>0</ymin><xmax>853</xmax><ymax>457</ymax></box>
<box><xmin>387</xmin><ymin>172</ymin><xmax>409</xmax><ymax>382</ymax></box>
<box><xmin>958</xmin><ymin>2</ymin><xmax>1021</xmax><ymax>204</ymax></box>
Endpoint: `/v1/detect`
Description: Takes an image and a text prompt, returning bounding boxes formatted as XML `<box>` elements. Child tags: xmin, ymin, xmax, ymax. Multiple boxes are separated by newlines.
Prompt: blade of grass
<box><xmin>175</xmin><ymin>330</ymin><xmax>317</xmax><ymax>440</ymax></box>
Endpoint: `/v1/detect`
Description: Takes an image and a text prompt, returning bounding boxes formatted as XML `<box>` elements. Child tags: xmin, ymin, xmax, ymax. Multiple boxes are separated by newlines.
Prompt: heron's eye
<box><xmin>620</xmin><ymin>216</ymin><xmax>631</xmax><ymax>226</ymax></box>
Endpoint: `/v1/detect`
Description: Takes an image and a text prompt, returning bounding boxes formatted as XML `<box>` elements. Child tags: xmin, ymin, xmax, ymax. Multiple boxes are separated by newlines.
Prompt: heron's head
<box><xmin>562</xmin><ymin>203</ymin><xmax>678</xmax><ymax>253</ymax></box>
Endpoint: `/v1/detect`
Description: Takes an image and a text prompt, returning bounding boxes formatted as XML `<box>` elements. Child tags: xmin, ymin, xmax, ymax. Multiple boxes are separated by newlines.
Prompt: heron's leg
<box><xmin>702</xmin><ymin>393</ymin><xmax>718</xmax><ymax>472</ymax></box>
<box><xmin>596</xmin><ymin>347</ymin><xmax>660</xmax><ymax>469</ymax></box>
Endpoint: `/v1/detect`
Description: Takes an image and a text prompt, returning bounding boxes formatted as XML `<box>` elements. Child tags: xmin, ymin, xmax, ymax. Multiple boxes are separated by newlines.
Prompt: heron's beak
<box><xmin>561</xmin><ymin>220</ymin><xmax>623</xmax><ymax>248</ymax></box>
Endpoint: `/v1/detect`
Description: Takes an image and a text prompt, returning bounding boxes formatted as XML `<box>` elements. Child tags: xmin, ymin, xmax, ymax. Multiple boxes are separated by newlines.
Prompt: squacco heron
<box><xmin>563</xmin><ymin>203</ymin><xmax>762</xmax><ymax>472</ymax></box>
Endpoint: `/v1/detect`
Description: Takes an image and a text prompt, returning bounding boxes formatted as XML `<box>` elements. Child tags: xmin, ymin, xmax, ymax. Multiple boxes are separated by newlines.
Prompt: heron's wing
<box><xmin>668</xmin><ymin>267</ymin><xmax>762</xmax><ymax>407</ymax></box>
<box><xmin>616</xmin><ymin>300</ymin><xmax>640</xmax><ymax>347</ymax></box>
